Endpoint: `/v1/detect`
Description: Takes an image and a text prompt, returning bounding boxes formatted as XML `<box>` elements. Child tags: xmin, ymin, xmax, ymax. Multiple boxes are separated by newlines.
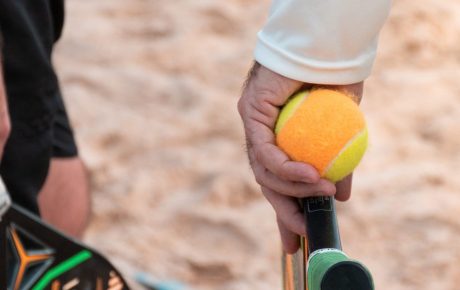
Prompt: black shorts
<box><xmin>0</xmin><ymin>92</ymin><xmax>78</xmax><ymax>215</ymax></box>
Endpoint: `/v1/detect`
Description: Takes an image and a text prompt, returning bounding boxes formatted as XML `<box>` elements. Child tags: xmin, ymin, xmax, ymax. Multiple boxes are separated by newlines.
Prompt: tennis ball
<box><xmin>275</xmin><ymin>89</ymin><xmax>368</xmax><ymax>183</ymax></box>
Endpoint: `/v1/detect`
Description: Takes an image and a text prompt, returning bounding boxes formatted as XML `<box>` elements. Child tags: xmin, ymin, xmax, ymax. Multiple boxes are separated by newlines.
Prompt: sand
<box><xmin>53</xmin><ymin>0</ymin><xmax>460</xmax><ymax>289</ymax></box>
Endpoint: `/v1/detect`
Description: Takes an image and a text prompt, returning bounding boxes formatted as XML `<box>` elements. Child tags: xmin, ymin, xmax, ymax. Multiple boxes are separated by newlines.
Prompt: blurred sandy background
<box><xmin>53</xmin><ymin>0</ymin><xmax>460</xmax><ymax>289</ymax></box>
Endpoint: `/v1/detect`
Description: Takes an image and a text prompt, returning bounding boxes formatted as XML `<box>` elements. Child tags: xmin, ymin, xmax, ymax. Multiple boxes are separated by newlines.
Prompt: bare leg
<box><xmin>38</xmin><ymin>157</ymin><xmax>91</xmax><ymax>238</ymax></box>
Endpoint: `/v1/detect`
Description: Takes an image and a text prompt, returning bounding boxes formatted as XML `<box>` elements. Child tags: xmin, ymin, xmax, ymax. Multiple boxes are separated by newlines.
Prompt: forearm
<box><xmin>0</xmin><ymin>26</ymin><xmax>9</xmax><ymax>120</ymax></box>
<box><xmin>0</xmin><ymin>66</ymin><xmax>8</xmax><ymax>116</ymax></box>
<box><xmin>255</xmin><ymin>0</ymin><xmax>391</xmax><ymax>85</ymax></box>
<box><xmin>0</xmin><ymin>43</ymin><xmax>11</xmax><ymax>156</ymax></box>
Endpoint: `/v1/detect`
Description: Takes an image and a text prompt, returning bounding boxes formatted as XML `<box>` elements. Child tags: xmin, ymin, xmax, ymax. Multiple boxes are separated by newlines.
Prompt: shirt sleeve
<box><xmin>255</xmin><ymin>0</ymin><xmax>391</xmax><ymax>85</ymax></box>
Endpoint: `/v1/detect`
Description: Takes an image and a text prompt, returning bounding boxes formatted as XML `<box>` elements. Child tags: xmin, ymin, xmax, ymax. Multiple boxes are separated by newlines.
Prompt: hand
<box><xmin>238</xmin><ymin>62</ymin><xmax>363</xmax><ymax>253</ymax></box>
<box><xmin>0</xmin><ymin>67</ymin><xmax>11</xmax><ymax>159</ymax></box>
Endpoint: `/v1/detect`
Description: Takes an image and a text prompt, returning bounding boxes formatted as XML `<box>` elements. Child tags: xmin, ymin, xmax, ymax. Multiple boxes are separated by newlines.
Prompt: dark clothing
<box><xmin>0</xmin><ymin>0</ymin><xmax>64</xmax><ymax>99</ymax></box>
<box><xmin>0</xmin><ymin>0</ymin><xmax>77</xmax><ymax>214</ymax></box>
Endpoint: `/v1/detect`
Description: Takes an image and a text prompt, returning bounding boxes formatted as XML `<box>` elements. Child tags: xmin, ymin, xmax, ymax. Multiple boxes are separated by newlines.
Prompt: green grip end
<box><xmin>307</xmin><ymin>250</ymin><xmax>374</xmax><ymax>290</ymax></box>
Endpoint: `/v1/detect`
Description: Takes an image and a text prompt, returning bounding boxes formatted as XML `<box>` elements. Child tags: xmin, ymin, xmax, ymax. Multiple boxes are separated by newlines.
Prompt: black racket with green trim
<box><xmin>0</xmin><ymin>187</ymin><xmax>130</xmax><ymax>290</ymax></box>
<box><xmin>302</xmin><ymin>196</ymin><xmax>373</xmax><ymax>290</ymax></box>
<box><xmin>282</xmin><ymin>196</ymin><xmax>374</xmax><ymax>290</ymax></box>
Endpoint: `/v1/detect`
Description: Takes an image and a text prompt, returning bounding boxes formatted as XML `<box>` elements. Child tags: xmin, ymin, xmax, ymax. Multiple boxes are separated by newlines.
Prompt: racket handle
<box><xmin>301</xmin><ymin>196</ymin><xmax>341</xmax><ymax>254</ymax></box>
<box><xmin>302</xmin><ymin>196</ymin><xmax>374</xmax><ymax>290</ymax></box>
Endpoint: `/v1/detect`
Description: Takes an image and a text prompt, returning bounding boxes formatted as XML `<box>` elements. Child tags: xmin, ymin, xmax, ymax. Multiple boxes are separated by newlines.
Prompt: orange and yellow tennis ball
<box><xmin>275</xmin><ymin>89</ymin><xmax>368</xmax><ymax>183</ymax></box>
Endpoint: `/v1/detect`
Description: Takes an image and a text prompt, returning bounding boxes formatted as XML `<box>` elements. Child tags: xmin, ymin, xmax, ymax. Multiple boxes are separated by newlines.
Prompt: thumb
<box><xmin>335</xmin><ymin>174</ymin><xmax>353</xmax><ymax>202</ymax></box>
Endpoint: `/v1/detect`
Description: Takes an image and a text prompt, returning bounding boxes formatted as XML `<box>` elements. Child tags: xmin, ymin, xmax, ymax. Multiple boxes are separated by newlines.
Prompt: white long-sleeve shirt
<box><xmin>255</xmin><ymin>0</ymin><xmax>391</xmax><ymax>84</ymax></box>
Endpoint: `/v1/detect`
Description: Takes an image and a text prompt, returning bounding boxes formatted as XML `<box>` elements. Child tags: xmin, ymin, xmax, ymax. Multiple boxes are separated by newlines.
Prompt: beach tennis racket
<box><xmin>0</xmin><ymin>185</ymin><xmax>130</xmax><ymax>290</ymax></box>
<box><xmin>282</xmin><ymin>196</ymin><xmax>374</xmax><ymax>290</ymax></box>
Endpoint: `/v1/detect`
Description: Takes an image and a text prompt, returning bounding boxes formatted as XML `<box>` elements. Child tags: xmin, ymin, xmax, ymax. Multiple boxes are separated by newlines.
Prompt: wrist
<box><xmin>312</xmin><ymin>83</ymin><xmax>364</xmax><ymax>104</ymax></box>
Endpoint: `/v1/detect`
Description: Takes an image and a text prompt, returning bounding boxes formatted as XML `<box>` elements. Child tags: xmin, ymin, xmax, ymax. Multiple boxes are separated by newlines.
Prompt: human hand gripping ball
<box><xmin>238</xmin><ymin>63</ymin><xmax>365</xmax><ymax>253</ymax></box>
<box><xmin>276</xmin><ymin>89</ymin><xmax>372</xmax><ymax>290</ymax></box>
<box><xmin>275</xmin><ymin>88</ymin><xmax>368</xmax><ymax>185</ymax></box>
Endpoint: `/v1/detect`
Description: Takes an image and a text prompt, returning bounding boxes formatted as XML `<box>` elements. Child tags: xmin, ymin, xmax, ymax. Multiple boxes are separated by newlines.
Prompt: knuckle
<box><xmin>254</xmin><ymin>174</ymin><xmax>264</xmax><ymax>186</ymax></box>
<box><xmin>279</xmin><ymin>171</ymin><xmax>292</xmax><ymax>182</ymax></box>
<box><xmin>254</xmin><ymin>87</ymin><xmax>278</xmax><ymax>102</ymax></box>
<box><xmin>275</xmin><ymin>165</ymin><xmax>291</xmax><ymax>181</ymax></box>
<box><xmin>253</xmin><ymin>168</ymin><xmax>267</xmax><ymax>186</ymax></box>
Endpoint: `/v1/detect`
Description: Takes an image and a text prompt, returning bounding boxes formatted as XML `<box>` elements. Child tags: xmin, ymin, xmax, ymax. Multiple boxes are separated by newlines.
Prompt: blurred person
<box><xmin>0</xmin><ymin>1</ymin><xmax>89</xmax><ymax>238</ymax></box>
<box><xmin>238</xmin><ymin>0</ymin><xmax>391</xmax><ymax>253</ymax></box>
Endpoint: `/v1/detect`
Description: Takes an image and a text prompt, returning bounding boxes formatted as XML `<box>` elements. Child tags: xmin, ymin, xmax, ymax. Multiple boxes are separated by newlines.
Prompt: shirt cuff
<box><xmin>254</xmin><ymin>32</ymin><xmax>377</xmax><ymax>85</ymax></box>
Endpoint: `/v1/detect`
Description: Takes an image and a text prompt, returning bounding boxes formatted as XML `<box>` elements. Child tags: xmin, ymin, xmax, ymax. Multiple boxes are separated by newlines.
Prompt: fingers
<box><xmin>335</xmin><ymin>174</ymin><xmax>353</xmax><ymax>202</ymax></box>
<box><xmin>274</xmin><ymin>173</ymin><xmax>353</xmax><ymax>254</ymax></box>
<box><xmin>255</xmin><ymin>142</ymin><xmax>319</xmax><ymax>183</ymax></box>
<box><xmin>239</xmin><ymin>64</ymin><xmax>361</xmax><ymax>256</ymax></box>
<box><xmin>262</xmin><ymin>186</ymin><xmax>306</xmax><ymax>236</ymax></box>
<box><xmin>240</xmin><ymin>65</ymin><xmax>323</xmax><ymax>187</ymax></box>
<box><xmin>239</xmin><ymin>63</ymin><xmax>304</xmax><ymax>134</ymax></box>
<box><xmin>242</xmin><ymin>114</ymin><xmax>319</xmax><ymax>184</ymax></box>
<box><xmin>253</xmin><ymin>161</ymin><xmax>335</xmax><ymax>198</ymax></box>
<box><xmin>277</xmin><ymin>217</ymin><xmax>301</xmax><ymax>254</ymax></box>
<box><xmin>263</xmin><ymin>186</ymin><xmax>306</xmax><ymax>254</ymax></box>
<box><xmin>272</xmin><ymin>173</ymin><xmax>352</xmax><ymax>254</ymax></box>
